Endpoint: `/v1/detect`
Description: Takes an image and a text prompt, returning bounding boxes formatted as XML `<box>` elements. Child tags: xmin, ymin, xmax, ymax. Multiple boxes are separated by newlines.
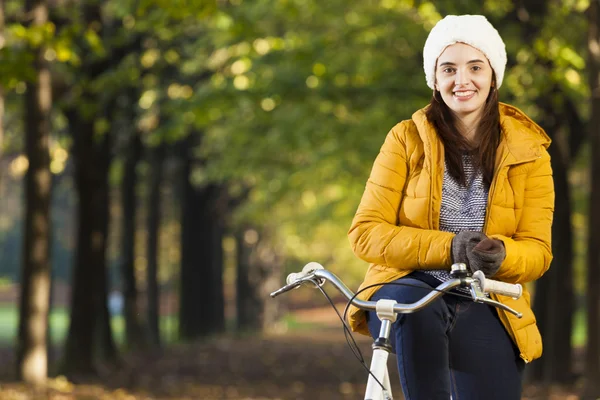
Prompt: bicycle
<box><xmin>270</xmin><ymin>262</ymin><xmax>523</xmax><ymax>400</ymax></box>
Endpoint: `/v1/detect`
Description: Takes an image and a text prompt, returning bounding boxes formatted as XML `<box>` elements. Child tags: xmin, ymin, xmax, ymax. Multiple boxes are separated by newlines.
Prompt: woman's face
<box><xmin>435</xmin><ymin>43</ymin><xmax>494</xmax><ymax>122</ymax></box>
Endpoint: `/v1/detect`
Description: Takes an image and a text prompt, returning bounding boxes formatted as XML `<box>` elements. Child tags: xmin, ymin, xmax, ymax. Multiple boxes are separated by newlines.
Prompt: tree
<box><xmin>63</xmin><ymin>100</ymin><xmax>117</xmax><ymax>375</ymax></box>
<box><xmin>120</xmin><ymin>100</ymin><xmax>145</xmax><ymax>349</ymax></box>
<box><xmin>178</xmin><ymin>134</ymin><xmax>226</xmax><ymax>340</ymax></box>
<box><xmin>0</xmin><ymin>0</ymin><xmax>4</xmax><ymax>188</ymax></box>
<box><xmin>530</xmin><ymin>93</ymin><xmax>576</xmax><ymax>384</ymax></box>
<box><xmin>62</xmin><ymin>1</ymin><xmax>121</xmax><ymax>376</ymax></box>
<box><xmin>585</xmin><ymin>0</ymin><xmax>600</xmax><ymax>397</ymax></box>
<box><xmin>236</xmin><ymin>226</ymin><xmax>283</xmax><ymax>332</ymax></box>
<box><xmin>16</xmin><ymin>0</ymin><xmax>52</xmax><ymax>384</ymax></box>
<box><xmin>146</xmin><ymin>140</ymin><xmax>166</xmax><ymax>347</ymax></box>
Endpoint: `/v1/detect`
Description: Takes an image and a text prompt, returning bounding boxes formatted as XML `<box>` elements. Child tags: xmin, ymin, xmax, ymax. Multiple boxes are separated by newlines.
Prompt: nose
<box><xmin>454</xmin><ymin>69</ymin><xmax>470</xmax><ymax>85</ymax></box>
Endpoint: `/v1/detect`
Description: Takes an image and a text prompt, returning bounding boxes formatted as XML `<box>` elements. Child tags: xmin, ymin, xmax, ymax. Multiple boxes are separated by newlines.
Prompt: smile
<box><xmin>453</xmin><ymin>90</ymin><xmax>476</xmax><ymax>100</ymax></box>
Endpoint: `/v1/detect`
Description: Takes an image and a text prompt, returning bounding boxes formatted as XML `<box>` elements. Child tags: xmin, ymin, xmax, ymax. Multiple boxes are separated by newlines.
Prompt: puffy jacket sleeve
<box><xmin>348</xmin><ymin>121</ymin><xmax>454</xmax><ymax>270</ymax></box>
<box><xmin>490</xmin><ymin>150</ymin><xmax>554</xmax><ymax>283</ymax></box>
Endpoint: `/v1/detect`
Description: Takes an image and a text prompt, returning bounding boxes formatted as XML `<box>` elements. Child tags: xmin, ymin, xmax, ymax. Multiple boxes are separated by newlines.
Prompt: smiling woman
<box><xmin>426</xmin><ymin>41</ymin><xmax>502</xmax><ymax>189</ymax></box>
<box><xmin>347</xmin><ymin>14</ymin><xmax>554</xmax><ymax>400</ymax></box>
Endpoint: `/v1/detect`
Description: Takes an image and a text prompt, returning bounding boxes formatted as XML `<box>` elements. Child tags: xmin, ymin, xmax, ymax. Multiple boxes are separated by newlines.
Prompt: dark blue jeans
<box><xmin>366</xmin><ymin>277</ymin><xmax>525</xmax><ymax>400</ymax></box>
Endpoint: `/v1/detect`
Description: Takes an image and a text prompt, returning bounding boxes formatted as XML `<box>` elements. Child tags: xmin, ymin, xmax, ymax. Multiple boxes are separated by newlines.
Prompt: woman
<box><xmin>347</xmin><ymin>15</ymin><xmax>554</xmax><ymax>400</ymax></box>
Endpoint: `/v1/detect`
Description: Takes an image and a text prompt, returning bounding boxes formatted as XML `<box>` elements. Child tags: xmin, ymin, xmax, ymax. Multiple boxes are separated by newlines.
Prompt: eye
<box><xmin>442</xmin><ymin>67</ymin><xmax>455</xmax><ymax>74</ymax></box>
<box><xmin>471</xmin><ymin>65</ymin><xmax>482</xmax><ymax>71</ymax></box>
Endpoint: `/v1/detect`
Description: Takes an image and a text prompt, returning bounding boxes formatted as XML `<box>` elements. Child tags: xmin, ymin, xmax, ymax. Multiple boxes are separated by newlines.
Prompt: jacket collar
<box><xmin>498</xmin><ymin>103</ymin><xmax>551</xmax><ymax>162</ymax></box>
<box><xmin>411</xmin><ymin>102</ymin><xmax>551</xmax><ymax>164</ymax></box>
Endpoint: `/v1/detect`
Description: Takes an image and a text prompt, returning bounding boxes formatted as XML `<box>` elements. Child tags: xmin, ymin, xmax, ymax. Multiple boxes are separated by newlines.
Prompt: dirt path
<box><xmin>0</xmin><ymin>330</ymin><xmax>400</xmax><ymax>400</ymax></box>
<box><xmin>0</xmin><ymin>306</ymin><xmax>582</xmax><ymax>399</ymax></box>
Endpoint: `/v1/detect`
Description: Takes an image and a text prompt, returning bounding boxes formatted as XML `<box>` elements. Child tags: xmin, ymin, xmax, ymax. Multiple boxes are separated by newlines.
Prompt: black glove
<box><xmin>467</xmin><ymin>238</ymin><xmax>506</xmax><ymax>277</ymax></box>
<box><xmin>451</xmin><ymin>231</ymin><xmax>487</xmax><ymax>265</ymax></box>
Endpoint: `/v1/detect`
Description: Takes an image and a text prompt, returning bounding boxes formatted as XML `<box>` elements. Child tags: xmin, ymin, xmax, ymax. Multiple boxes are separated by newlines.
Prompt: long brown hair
<box><xmin>425</xmin><ymin>77</ymin><xmax>501</xmax><ymax>187</ymax></box>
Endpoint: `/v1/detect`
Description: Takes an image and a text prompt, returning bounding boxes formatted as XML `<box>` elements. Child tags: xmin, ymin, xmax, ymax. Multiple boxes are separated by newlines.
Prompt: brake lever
<box><xmin>468</xmin><ymin>277</ymin><xmax>522</xmax><ymax>318</ymax></box>
<box><xmin>270</xmin><ymin>281</ymin><xmax>302</xmax><ymax>298</ymax></box>
<box><xmin>474</xmin><ymin>295</ymin><xmax>522</xmax><ymax>318</ymax></box>
<box><xmin>270</xmin><ymin>273</ymin><xmax>326</xmax><ymax>298</ymax></box>
<box><xmin>469</xmin><ymin>279</ymin><xmax>487</xmax><ymax>300</ymax></box>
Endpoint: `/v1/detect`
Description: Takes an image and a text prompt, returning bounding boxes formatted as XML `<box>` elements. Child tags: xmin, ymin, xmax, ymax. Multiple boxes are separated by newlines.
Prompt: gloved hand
<box><xmin>467</xmin><ymin>238</ymin><xmax>506</xmax><ymax>277</ymax></box>
<box><xmin>451</xmin><ymin>231</ymin><xmax>487</xmax><ymax>265</ymax></box>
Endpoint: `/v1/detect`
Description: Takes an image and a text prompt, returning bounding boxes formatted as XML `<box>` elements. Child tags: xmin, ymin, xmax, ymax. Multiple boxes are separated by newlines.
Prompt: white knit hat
<box><xmin>423</xmin><ymin>15</ymin><xmax>507</xmax><ymax>90</ymax></box>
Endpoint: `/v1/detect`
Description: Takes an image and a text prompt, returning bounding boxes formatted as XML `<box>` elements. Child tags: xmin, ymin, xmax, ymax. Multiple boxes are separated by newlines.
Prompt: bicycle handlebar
<box><xmin>271</xmin><ymin>262</ymin><xmax>523</xmax><ymax>318</ymax></box>
<box><xmin>472</xmin><ymin>270</ymin><xmax>522</xmax><ymax>298</ymax></box>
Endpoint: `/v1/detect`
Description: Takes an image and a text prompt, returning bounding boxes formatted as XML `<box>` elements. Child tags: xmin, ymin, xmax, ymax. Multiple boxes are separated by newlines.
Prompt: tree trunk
<box><xmin>178</xmin><ymin>147</ymin><xmax>200</xmax><ymax>340</ymax></box>
<box><xmin>236</xmin><ymin>227</ymin><xmax>260</xmax><ymax>332</ymax></box>
<box><xmin>528</xmin><ymin>97</ymin><xmax>574</xmax><ymax>384</ymax></box>
<box><xmin>178</xmin><ymin>136</ymin><xmax>226</xmax><ymax>340</ymax></box>
<box><xmin>546</xmin><ymin>143</ymin><xmax>574</xmax><ymax>383</ymax></box>
<box><xmin>584</xmin><ymin>1</ymin><xmax>600</xmax><ymax>397</ymax></box>
<box><xmin>61</xmin><ymin>0</ymin><xmax>118</xmax><ymax>377</ymax></box>
<box><xmin>63</xmin><ymin>111</ymin><xmax>116</xmax><ymax>376</ymax></box>
<box><xmin>16</xmin><ymin>0</ymin><xmax>52</xmax><ymax>385</ymax></box>
<box><xmin>530</xmin><ymin>273</ymin><xmax>549</xmax><ymax>381</ymax></box>
<box><xmin>95</xmin><ymin>131</ymin><xmax>115</xmax><ymax>363</ymax></box>
<box><xmin>530</xmin><ymin>137</ymin><xmax>574</xmax><ymax>384</ymax></box>
<box><xmin>146</xmin><ymin>141</ymin><xmax>166</xmax><ymax>347</ymax></box>
<box><xmin>120</xmin><ymin>127</ymin><xmax>144</xmax><ymax>349</ymax></box>
<box><xmin>236</xmin><ymin>227</ymin><xmax>283</xmax><ymax>333</ymax></box>
<box><xmin>0</xmin><ymin>0</ymin><xmax>4</xmax><ymax>190</ymax></box>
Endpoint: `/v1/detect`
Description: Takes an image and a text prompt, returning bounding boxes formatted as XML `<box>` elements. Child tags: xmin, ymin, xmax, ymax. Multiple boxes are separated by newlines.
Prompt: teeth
<box><xmin>455</xmin><ymin>91</ymin><xmax>475</xmax><ymax>97</ymax></box>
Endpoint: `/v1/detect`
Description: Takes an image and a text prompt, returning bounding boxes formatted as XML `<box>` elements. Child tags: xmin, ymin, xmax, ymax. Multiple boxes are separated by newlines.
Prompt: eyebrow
<box><xmin>439</xmin><ymin>59</ymin><xmax>486</xmax><ymax>67</ymax></box>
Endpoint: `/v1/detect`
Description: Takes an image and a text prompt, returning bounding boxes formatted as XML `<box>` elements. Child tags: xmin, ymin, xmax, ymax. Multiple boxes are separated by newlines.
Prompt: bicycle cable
<box><xmin>315</xmin><ymin>279</ymin><xmax>473</xmax><ymax>393</ymax></box>
<box><xmin>314</xmin><ymin>282</ymin><xmax>388</xmax><ymax>390</ymax></box>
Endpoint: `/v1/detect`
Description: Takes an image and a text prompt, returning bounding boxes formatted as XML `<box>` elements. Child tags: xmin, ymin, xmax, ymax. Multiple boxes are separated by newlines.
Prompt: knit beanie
<box><xmin>423</xmin><ymin>15</ymin><xmax>507</xmax><ymax>90</ymax></box>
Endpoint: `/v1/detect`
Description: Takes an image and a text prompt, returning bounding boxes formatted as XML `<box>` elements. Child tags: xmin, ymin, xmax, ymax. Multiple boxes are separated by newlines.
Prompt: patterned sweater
<box><xmin>422</xmin><ymin>154</ymin><xmax>489</xmax><ymax>287</ymax></box>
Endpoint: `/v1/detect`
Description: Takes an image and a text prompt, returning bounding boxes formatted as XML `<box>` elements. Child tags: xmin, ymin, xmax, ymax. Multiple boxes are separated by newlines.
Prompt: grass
<box><xmin>0</xmin><ymin>303</ymin><xmax>589</xmax><ymax>348</ymax></box>
<box><xmin>0</xmin><ymin>305</ymin><xmax>106</xmax><ymax>345</ymax></box>
<box><xmin>0</xmin><ymin>305</ymin><xmax>16</xmax><ymax>344</ymax></box>
<box><xmin>279</xmin><ymin>313</ymin><xmax>330</xmax><ymax>332</ymax></box>
<box><xmin>0</xmin><ymin>304</ymin><xmax>179</xmax><ymax>346</ymax></box>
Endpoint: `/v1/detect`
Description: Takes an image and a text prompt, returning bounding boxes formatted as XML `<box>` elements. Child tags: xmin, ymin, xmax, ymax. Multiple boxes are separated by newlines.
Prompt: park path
<box><xmin>0</xmin><ymin>305</ymin><xmax>581</xmax><ymax>399</ymax></box>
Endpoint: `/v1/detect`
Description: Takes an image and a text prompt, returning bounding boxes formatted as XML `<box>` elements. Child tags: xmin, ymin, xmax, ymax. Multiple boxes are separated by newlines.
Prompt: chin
<box><xmin>452</xmin><ymin>102</ymin><xmax>484</xmax><ymax>115</ymax></box>
<box><xmin>455</xmin><ymin>105</ymin><xmax>480</xmax><ymax>114</ymax></box>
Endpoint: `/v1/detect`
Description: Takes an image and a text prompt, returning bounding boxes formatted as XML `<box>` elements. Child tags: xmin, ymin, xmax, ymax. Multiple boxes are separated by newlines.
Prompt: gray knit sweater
<box><xmin>422</xmin><ymin>155</ymin><xmax>489</xmax><ymax>285</ymax></box>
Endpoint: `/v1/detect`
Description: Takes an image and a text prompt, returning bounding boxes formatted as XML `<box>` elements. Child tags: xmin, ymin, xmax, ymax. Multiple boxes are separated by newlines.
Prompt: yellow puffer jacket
<box><xmin>348</xmin><ymin>102</ymin><xmax>554</xmax><ymax>363</ymax></box>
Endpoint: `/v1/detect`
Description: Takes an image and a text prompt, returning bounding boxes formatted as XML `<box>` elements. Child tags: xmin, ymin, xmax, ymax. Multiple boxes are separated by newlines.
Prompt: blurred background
<box><xmin>0</xmin><ymin>0</ymin><xmax>599</xmax><ymax>399</ymax></box>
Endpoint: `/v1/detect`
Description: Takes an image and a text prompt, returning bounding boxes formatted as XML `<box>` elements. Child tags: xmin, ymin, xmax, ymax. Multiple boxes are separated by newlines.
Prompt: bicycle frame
<box><xmin>366</xmin><ymin>346</ymin><xmax>394</xmax><ymax>400</ymax></box>
<box><xmin>365</xmin><ymin>299</ymin><xmax>398</xmax><ymax>400</ymax></box>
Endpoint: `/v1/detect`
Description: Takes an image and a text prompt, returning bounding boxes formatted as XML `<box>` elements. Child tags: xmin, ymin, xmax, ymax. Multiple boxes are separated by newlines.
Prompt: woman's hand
<box><xmin>467</xmin><ymin>238</ymin><xmax>506</xmax><ymax>277</ymax></box>
<box><xmin>451</xmin><ymin>231</ymin><xmax>487</xmax><ymax>265</ymax></box>
<box><xmin>452</xmin><ymin>232</ymin><xmax>506</xmax><ymax>277</ymax></box>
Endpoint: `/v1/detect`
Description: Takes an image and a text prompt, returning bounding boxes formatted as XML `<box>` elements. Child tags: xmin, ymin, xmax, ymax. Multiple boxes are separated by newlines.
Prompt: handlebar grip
<box><xmin>286</xmin><ymin>262</ymin><xmax>325</xmax><ymax>285</ymax></box>
<box><xmin>286</xmin><ymin>272</ymin><xmax>302</xmax><ymax>285</ymax></box>
<box><xmin>475</xmin><ymin>271</ymin><xmax>522</xmax><ymax>299</ymax></box>
<box><xmin>302</xmin><ymin>261</ymin><xmax>324</xmax><ymax>274</ymax></box>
